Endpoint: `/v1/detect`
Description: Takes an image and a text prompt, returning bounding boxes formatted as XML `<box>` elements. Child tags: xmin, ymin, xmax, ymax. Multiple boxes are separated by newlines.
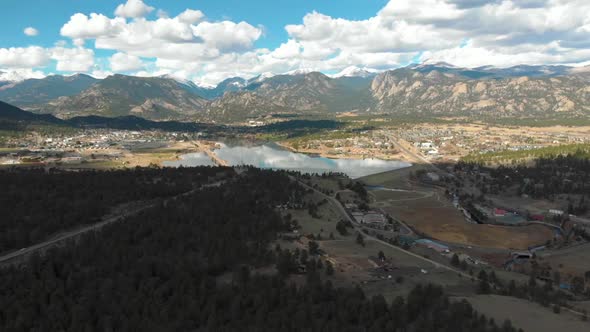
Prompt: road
<box><xmin>0</xmin><ymin>180</ymin><xmax>226</xmax><ymax>265</ymax></box>
<box><xmin>390</xmin><ymin>135</ymin><xmax>443</xmax><ymax>172</ymax></box>
<box><xmin>294</xmin><ymin>177</ymin><xmax>473</xmax><ymax>278</ymax></box>
<box><xmin>296</xmin><ymin>176</ymin><xmax>589</xmax><ymax>318</ymax></box>
<box><xmin>193</xmin><ymin>141</ymin><xmax>228</xmax><ymax>166</ymax></box>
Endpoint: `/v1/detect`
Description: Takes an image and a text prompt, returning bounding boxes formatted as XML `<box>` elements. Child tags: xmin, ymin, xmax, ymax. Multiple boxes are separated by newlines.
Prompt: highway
<box><xmin>0</xmin><ymin>180</ymin><xmax>226</xmax><ymax>265</ymax></box>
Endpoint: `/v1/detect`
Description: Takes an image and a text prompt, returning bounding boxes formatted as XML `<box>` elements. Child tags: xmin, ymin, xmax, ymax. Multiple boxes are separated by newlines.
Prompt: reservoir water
<box><xmin>163</xmin><ymin>143</ymin><xmax>411</xmax><ymax>178</ymax></box>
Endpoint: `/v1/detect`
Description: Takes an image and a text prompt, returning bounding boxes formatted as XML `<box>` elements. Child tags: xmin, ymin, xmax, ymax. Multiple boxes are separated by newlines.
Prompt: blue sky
<box><xmin>1</xmin><ymin>0</ymin><xmax>589</xmax><ymax>85</ymax></box>
<box><xmin>2</xmin><ymin>0</ymin><xmax>386</xmax><ymax>49</ymax></box>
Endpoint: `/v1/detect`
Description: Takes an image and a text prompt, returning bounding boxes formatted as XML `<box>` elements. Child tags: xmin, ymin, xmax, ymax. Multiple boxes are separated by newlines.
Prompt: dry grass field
<box><xmin>459</xmin><ymin>294</ymin><xmax>590</xmax><ymax>332</ymax></box>
<box><xmin>382</xmin><ymin>194</ymin><xmax>553</xmax><ymax>250</ymax></box>
<box><xmin>362</xmin><ymin>168</ymin><xmax>554</xmax><ymax>250</ymax></box>
<box><xmin>537</xmin><ymin>242</ymin><xmax>590</xmax><ymax>276</ymax></box>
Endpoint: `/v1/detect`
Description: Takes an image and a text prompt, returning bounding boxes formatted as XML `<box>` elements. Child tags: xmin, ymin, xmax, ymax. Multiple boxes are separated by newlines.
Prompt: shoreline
<box><xmin>274</xmin><ymin>141</ymin><xmax>409</xmax><ymax>162</ymax></box>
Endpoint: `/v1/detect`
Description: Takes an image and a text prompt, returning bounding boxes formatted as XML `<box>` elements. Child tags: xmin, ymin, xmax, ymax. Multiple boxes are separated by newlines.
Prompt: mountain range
<box><xmin>1</xmin><ymin>63</ymin><xmax>589</xmax><ymax>123</ymax></box>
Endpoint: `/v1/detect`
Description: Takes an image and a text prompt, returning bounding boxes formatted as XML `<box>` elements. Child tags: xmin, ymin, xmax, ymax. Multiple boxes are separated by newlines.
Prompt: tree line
<box><xmin>0</xmin><ymin>168</ymin><xmax>520</xmax><ymax>331</ymax></box>
<box><xmin>0</xmin><ymin>166</ymin><xmax>229</xmax><ymax>253</ymax></box>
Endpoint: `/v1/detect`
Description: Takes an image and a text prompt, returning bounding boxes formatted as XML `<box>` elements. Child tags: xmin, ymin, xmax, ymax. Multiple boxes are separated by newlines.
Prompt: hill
<box><xmin>208</xmin><ymin>72</ymin><xmax>373</xmax><ymax>120</ymax></box>
<box><xmin>0</xmin><ymin>100</ymin><xmax>65</xmax><ymax>130</ymax></box>
<box><xmin>0</xmin><ymin>74</ymin><xmax>97</xmax><ymax>107</ymax></box>
<box><xmin>371</xmin><ymin>67</ymin><xmax>590</xmax><ymax>120</ymax></box>
<box><xmin>39</xmin><ymin>75</ymin><xmax>209</xmax><ymax>121</ymax></box>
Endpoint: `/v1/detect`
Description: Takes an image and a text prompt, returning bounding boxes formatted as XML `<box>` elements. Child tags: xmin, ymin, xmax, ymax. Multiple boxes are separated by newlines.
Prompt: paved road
<box><xmin>192</xmin><ymin>141</ymin><xmax>228</xmax><ymax>166</ymax></box>
<box><xmin>390</xmin><ymin>136</ymin><xmax>441</xmax><ymax>171</ymax></box>
<box><xmin>297</xmin><ymin>177</ymin><xmax>589</xmax><ymax>318</ymax></box>
<box><xmin>0</xmin><ymin>180</ymin><xmax>225</xmax><ymax>265</ymax></box>
<box><xmin>294</xmin><ymin>177</ymin><xmax>473</xmax><ymax>278</ymax></box>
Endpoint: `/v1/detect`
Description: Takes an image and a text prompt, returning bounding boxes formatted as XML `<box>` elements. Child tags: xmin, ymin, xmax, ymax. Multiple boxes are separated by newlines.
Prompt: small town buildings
<box><xmin>494</xmin><ymin>208</ymin><xmax>507</xmax><ymax>217</ymax></box>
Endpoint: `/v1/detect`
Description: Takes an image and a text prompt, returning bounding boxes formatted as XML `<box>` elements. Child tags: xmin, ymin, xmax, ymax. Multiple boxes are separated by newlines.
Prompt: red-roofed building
<box><xmin>494</xmin><ymin>208</ymin><xmax>507</xmax><ymax>217</ymax></box>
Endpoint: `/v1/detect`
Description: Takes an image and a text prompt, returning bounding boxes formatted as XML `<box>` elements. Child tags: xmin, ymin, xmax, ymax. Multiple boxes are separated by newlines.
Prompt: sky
<box><xmin>1</xmin><ymin>0</ymin><xmax>590</xmax><ymax>85</ymax></box>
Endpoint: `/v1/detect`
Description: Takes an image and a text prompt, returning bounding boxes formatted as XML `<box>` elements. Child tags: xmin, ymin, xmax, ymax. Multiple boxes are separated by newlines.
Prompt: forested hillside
<box><xmin>0</xmin><ymin>167</ymin><xmax>520</xmax><ymax>331</ymax></box>
<box><xmin>0</xmin><ymin>167</ymin><xmax>229</xmax><ymax>253</ymax></box>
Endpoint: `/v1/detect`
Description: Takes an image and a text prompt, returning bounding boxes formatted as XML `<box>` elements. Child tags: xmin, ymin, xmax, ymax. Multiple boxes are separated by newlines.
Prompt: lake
<box><xmin>163</xmin><ymin>143</ymin><xmax>411</xmax><ymax>178</ymax></box>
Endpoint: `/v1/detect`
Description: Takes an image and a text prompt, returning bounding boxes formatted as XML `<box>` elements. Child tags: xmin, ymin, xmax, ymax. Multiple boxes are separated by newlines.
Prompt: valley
<box><xmin>3</xmin><ymin>0</ymin><xmax>590</xmax><ymax>330</ymax></box>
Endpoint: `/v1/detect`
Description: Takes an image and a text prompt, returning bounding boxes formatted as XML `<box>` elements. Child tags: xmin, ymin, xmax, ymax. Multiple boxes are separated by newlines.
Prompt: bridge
<box><xmin>193</xmin><ymin>141</ymin><xmax>228</xmax><ymax>166</ymax></box>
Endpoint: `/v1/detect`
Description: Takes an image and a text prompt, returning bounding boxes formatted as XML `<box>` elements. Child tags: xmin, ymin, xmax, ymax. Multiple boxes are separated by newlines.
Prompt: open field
<box><xmin>286</xmin><ymin>191</ymin><xmax>343</xmax><ymax>237</ymax></box>
<box><xmin>488</xmin><ymin>194</ymin><xmax>565</xmax><ymax>215</ymax></box>
<box><xmin>460</xmin><ymin>294</ymin><xmax>590</xmax><ymax>332</ymax></box>
<box><xmin>382</xmin><ymin>194</ymin><xmax>554</xmax><ymax>250</ymax></box>
<box><xmin>362</xmin><ymin>168</ymin><xmax>555</xmax><ymax>250</ymax></box>
<box><xmin>537</xmin><ymin>243</ymin><xmax>590</xmax><ymax>276</ymax></box>
<box><xmin>370</xmin><ymin>189</ymin><xmax>429</xmax><ymax>202</ymax></box>
<box><xmin>360</xmin><ymin>165</ymin><xmax>428</xmax><ymax>189</ymax></box>
<box><xmin>322</xmin><ymin>238</ymin><xmax>473</xmax><ymax>299</ymax></box>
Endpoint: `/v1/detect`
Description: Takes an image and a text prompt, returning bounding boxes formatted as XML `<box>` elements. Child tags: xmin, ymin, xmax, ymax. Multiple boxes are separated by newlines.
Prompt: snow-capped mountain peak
<box><xmin>330</xmin><ymin>66</ymin><xmax>378</xmax><ymax>78</ymax></box>
<box><xmin>284</xmin><ymin>68</ymin><xmax>315</xmax><ymax>76</ymax></box>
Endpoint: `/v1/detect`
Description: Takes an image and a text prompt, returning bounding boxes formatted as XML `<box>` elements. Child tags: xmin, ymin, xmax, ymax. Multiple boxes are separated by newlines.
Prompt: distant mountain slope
<box><xmin>0</xmin><ymin>100</ymin><xmax>215</xmax><ymax>132</ymax></box>
<box><xmin>408</xmin><ymin>63</ymin><xmax>575</xmax><ymax>79</ymax></box>
<box><xmin>371</xmin><ymin>68</ymin><xmax>590</xmax><ymax>118</ymax></box>
<box><xmin>0</xmin><ymin>74</ymin><xmax>97</xmax><ymax>107</ymax></box>
<box><xmin>40</xmin><ymin>75</ymin><xmax>208</xmax><ymax>121</ymax></box>
<box><xmin>3</xmin><ymin>63</ymin><xmax>589</xmax><ymax>123</ymax></box>
<box><xmin>208</xmin><ymin>72</ymin><xmax>373</xmax><ymax>120</ymax></box>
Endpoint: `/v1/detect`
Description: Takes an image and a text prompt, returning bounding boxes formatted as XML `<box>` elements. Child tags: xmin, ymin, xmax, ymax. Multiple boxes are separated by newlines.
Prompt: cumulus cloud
<box><xmin>177</xmin><ymin>9</ymin><xmax>204</xmax><ymax>24</ymax></box>
<box><xmin>90</xmin><ymin>70</ymin><xmax>114</xmax><ymax>79</ymax></box>
<box><xmin>114</xmin><ymin>0</ymin><xmax>154</xmax><ymax>18</ymax></box>
<box><xmin>0</xmin><ymin>68</ymin><xmax>46</xmax><ymax>82</ymax></box>
<box><xmin>282</xmin><ymin>0</ymin><xmax>590</xmax><ymax>72</ymax></box>
<box><xmin>50</xmin><ymin>47</ymin><xmax>95</xmax><ymax>72</ymax></box>
<box><xmin>0</xmin><ymin>46</ymin><xmax>50</xmax><ymax>68</ymax></box>
<box><xmin>110</xmin><ymin>52</ymin><xmax>144</xmax><ymax>71</ymax></box>
<box><xmin>4</xmin><ymin>0</ymin><xmax>590</xmax><ymax>85</ymax></box>
<box><xmin>60</xmin><ymin>13</ymin><xmax>125</xmax><ymax>39</ymax></box>
<box><xmin>23</xmin><ymin>27</ymin><xmax>39</xmax><ymax>36</ymax></box>
<box><xmin>192</xmin><ymin>21</ymin><xmax>262</xmax><ymax>52</ymax></box>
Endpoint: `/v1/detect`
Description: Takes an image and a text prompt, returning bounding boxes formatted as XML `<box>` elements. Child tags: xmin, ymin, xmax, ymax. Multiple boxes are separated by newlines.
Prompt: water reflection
<box><xmin>164</xmin><ymin>143</ymin><xmax>410</xmax><ymax>178</ymax></box>
<box><xmin>163</xmin><ymin>152</ymin><xmax>216</xmax><ymax>167</ymax></box>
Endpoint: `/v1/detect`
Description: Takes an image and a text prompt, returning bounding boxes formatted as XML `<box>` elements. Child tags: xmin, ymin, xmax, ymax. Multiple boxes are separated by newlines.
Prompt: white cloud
<box><xmin>50</xmin><ymin>47</ymin><xmax>95</xmax><ymax>72</ymax></box>
<box><xmin>0</xmin><ymin>46</ymin><xmax>50</xmax><ymax>68</ymax></box>
<box><xmin>90</xmin><ymin>70</ymin><xmax>114</xmax><ymax>79</ymax></box>
<box><xmin>23</xmin><ymin>27</ymin><xmax>39</xmax><ymax>36</ymax></box>
<box><xmin>271</xmin><ymin>40</ymin><xmax>301</xmax><ymax>59</ymax></box>
<box><xmin>114</xmin><ymin>0</ymin><xmax>154</xmax><ymax>18</ymax></box>
<box><xmin>110</xmin><ymin>52</ymin><xmax>144</xmax><ymax>71</ymax></box>
<box><xmin>177</xmin><ymin>9</ymin><xmax>204</xmax><ymax>24</ymax></box>
<box><xmin>192</xmin><ymin>21</ymin><xmax>262</xmax><ymax>52</ymax></box>
<box><xmin>60</xmin><ymin>13</ymin><xmax>125</xmax><ymax>39</ymax></box>
<box><xmin>0</xmin><ymin>68</ymin><xmax>46</xmax><ymax>82</ymax></box>
<box><xmin>4</xmin><ymin>0</ymin><xmax>589</xmax><ymax>85</ymax></box>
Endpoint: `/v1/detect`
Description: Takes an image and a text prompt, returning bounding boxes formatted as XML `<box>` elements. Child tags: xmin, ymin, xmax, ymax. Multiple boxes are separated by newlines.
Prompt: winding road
<box><xmin>294</xmin><ymin>177</ymin><xmax>473</xmax><ymax>278</ymax></box>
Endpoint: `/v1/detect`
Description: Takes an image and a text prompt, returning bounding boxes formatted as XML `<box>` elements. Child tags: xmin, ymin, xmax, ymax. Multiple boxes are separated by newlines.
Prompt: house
<box><xmin>494</xmin><ymin>208</ymin><xmax>507</xmax><ymax>217</ymax></box>
<box><xmin>419</xmin><ymin>142</ymin><xmax>434</xmax><ymax>149</ymax></box>
<box><xmin>362</xmin><ymin>212</ymin><xmax>386</xmax><ymax>224</ymax></box>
